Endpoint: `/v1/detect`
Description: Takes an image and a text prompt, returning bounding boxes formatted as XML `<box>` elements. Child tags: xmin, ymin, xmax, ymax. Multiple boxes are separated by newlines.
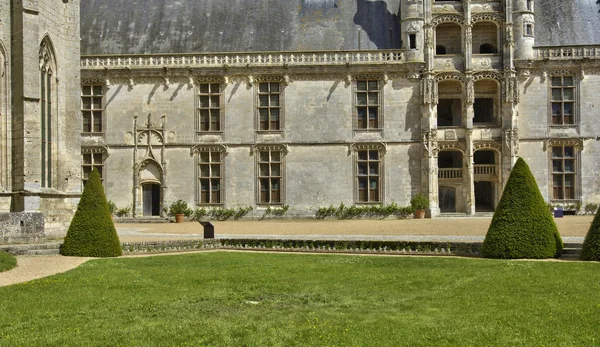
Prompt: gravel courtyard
<box><xmin>115</xmin><ymin>215</ymin><xmax>592</xmax><ymax>243</ymax></box>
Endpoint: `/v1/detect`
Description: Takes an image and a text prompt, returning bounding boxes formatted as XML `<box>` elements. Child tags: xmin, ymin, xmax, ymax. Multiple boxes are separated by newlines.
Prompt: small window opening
<box><xmin>437</xmin><ymin>99</ymin><xmax>462</xmax><ymax>127</ymax></box>
<box><xmin>526</xmin><ymin>0</ymin><xmax>533</xmax><ymax>11</ymax></box>
<box><xmin>436</xmin><ymin>45</ymin><xmax>447</xmax><ymax>55</ymax></box>
<box><xmin>409</xmin><ymin>34</ymin><xmax>417</xmax><ymax>49</ymax></box>
<box><xmin>524</xmin><ymin>24</ymin><xmax>533</xmax><ymax>36</ymax></box>
<box><xmin>479</xmin><ymin>43</ymin><xmax>496</xmax><ymax>54</ymax></box>
<box><xmin>473</xmin><ymin>98</ymin><xmax>494</xmax><ymax>124</ymax></box>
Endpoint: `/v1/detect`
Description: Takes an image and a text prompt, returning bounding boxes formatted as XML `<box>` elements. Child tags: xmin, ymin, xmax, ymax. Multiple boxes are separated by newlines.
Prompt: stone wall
<box><xmin>0</xmin><ymin>212</ymin><xmax>45</xmax><ymax>243</ymax></box>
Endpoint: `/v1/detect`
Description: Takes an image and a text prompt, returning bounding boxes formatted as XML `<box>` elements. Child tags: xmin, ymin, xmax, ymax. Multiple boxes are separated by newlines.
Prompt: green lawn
<box><xmin>0</xmin><ymin>252</ymin><xmax>16</xmax><ymax>273</ymax></box>
<box><xmin>1</xmin><ymin>252</ymin><xmax>599</xmax><ymax>346</ymax></box>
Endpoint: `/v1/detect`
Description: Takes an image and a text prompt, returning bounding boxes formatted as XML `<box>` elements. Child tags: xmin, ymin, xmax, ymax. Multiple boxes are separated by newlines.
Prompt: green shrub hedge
<box><xmin>482</xmin><ymin>158</ymin><xmax>563</xmax><ymax>259</ymax></box>
<box><xmin>581</xmin><ymin>209</ymin><xmax>600</xmax><ymax>261</ymax></box>
<box><xmin>0</xmin><ymin>251</ymin><xmax>17</xmax><ymax>272</ymax></box>
<box><xmin>61</xmin><ymin>169</ymin><xmax>122</xmax><ymax>257</ymax></box>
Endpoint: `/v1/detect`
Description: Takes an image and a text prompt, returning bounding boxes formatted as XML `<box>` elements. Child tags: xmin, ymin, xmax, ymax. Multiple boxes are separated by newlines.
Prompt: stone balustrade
<box><xmin>81</xmin><ymin>50</ymin><xmax>405</xmax><ymax>69</ymax></box>
<box><xmin>536</xmin><ymin>46</ymin><xmax>600</xmax><ymax>60</ymax></box>
<box><xmin>474</xmin><ymin>164</ymin><xmax>496</xmax><ymax>176</ymax></box>
<box><xmin>439</xmin><ymin>168</ymin><xmax>463</xmax><ymax>179</ymax></box>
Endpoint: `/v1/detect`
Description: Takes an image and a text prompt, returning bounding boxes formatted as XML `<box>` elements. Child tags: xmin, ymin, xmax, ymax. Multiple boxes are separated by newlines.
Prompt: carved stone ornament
<box><xmin>435</xmin><ymin>72</ymin><xmax>464</xmax><ymax>82</ymax></box>
<box><xmin>431</xmin><ymin>14</ymin><xmax>464</xmax><ymax>27</ymax></box>
<box><xmin>465</xmin><ymin>25</ymin><xmax>473</xmax><ymax>45</ymax></box>
<box><xmin>252</xmin><ymin>143</ymin><xmax>289</xmax><ymax>156</ymax></box>
<box><xmin>471</xmin><ymin>13</ymin><xmax>503</xmax><ymax>25</ymax></box>
<box><xmin>503</xmin><ymin>129</ymin><xmax>519</xmax><ymax>156</ymax></box>
<box><xmin>421</xmin><ymin>75</ymin><xmax>438</xmax><ymax>105</ymax></box>
<box><xmin>406</xmin><ymin>23</ymin><xmax>420</xmax><ymax>34</ymax></box>
<box><xmin>473</xmin><ymin>141</ymin><xmax>502</xmax><ymax>152</ymax></box>
<box><xmin>350</xmin><ymin>142</ymin><xmax>387</xmax><ymax>156</ymax></box>
<box><xmin>543</xmin><ymin>138</ymin><xmax>584</xmax><ymax>151</ymax></box>
<box><xmin>465</xmin><ymin>74</ymin><xmax>474</xmax><ymax>105</ymax></box>
<box><xmin>190</xmin><ymin>144</ymin><xmax>228</xmax><ymax>157</ymax></box>
<box><xmin>39</xmin><ymin>40</ymin><xmax>54</xmax><ymax>73</ymax></box>
<box><xmin>81</xmin><ymin>145</ymin><xmax>110</xmax><ymax>158</ymax></box>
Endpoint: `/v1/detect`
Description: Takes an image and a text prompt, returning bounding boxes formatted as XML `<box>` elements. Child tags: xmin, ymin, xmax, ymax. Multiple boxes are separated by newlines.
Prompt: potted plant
<box><xmin>168</xmin><ymin>200</ymin><xmax>191</xmax><ymax>223</ymax></box>
<box><xmin>411</xmin><ymin>194</ymin><xmax>429</xmax><ymax>219</ymax></box>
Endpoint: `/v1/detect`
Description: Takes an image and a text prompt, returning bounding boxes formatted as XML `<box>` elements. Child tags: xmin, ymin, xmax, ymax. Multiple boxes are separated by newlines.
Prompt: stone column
<box><xmin>464</xmin><ymin>73</ymin><xmax>475</xmax><ymax>129</ymax></box>
<box><xmin>465</xmin><ymin>131</ymin><xmax>476</xmax><ymax>215</ymax></box>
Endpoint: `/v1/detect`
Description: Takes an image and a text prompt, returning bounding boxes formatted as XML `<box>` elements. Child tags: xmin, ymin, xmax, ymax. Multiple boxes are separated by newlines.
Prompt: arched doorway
<box><xmin>138</xmin><ymin>159</ymin><xmax>163</xmax><ymax>217</ymax></box>
<box><xmin>142</xmin><ymin>183</ymin><xmax>161</xmax><ymax>216</ymax></box>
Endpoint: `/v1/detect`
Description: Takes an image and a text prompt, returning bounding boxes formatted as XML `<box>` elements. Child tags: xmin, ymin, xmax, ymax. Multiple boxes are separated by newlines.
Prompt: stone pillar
<box><xmin>423</xmin><ymin>129</ymin><xmax>440</xmax><ymax>218</ymax></box>
<box><xmin>465</xmin><ymin>131</ymin><xmax>476</xmax><ymax>215</ymax></box>
<box><xmin>464</xmin><ymin>73</ymin><xmax>475</xmax><ymax>129</ymax></box>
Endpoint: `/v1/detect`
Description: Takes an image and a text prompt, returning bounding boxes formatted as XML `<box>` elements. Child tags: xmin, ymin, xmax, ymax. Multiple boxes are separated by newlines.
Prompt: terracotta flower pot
<box><xmin>175</xmin><ymin>214</ymin><xmax>185</xmax><ymax>223</ymax></box>
<box><xmin>414</xmin><ymin>209</ymin><xmax>425</xmax><ymax>219</ymax></box>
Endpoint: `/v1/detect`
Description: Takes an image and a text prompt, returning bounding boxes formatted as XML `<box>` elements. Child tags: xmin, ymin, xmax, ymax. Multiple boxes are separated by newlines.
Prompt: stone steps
<box><xmin>116</xmin><ymin>217</ymin><xmax>171</xmax><ymax>224</ymax></box>
<box><xmin>1</xmin><ymin>242</ymin><xmax>62</xmax><ymax>256</ymax></box>
<box><xmin>561</xmin><ymin>242</ymin><xmax>582</xmax><ymax>260</ymax></box>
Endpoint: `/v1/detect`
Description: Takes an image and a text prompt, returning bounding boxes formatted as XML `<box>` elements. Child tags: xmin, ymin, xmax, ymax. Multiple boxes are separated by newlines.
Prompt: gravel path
<box><xmin>0</xmin><ymin>255</ymin><xmax>92</xmax><ymax>287</ymax></box>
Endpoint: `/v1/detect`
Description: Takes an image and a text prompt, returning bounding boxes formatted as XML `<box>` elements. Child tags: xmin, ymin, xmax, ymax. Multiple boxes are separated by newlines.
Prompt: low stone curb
<box><xmin>121</xmin><ymin>239</ymin><xmax>483</xmax><ymax>257</ymax></box>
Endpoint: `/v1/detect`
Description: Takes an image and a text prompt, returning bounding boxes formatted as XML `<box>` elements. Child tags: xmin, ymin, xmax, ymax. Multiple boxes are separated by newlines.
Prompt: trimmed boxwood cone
<box><xmin>581</xmin><ymin>209</ymin><xmax>600</xmax><ymax>261</ymax></box>
<box><xmin>482</xmin><ymin>158</ymin><xmax>563</xmax><ymax>259</ymax></box>
<box><xmin>61</xmin><ymin>168</ymin><xmax>122</xmax><ymax>257</ymax></box>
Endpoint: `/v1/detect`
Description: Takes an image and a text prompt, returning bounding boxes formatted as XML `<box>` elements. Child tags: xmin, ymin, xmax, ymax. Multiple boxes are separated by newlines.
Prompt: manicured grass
<box><xmin>0</xmin><ymin>252</ymin><xmax>16</xmax><ymax>273</ymax></box>
<box><xmin>1</xmin><ymin>253</ymin><xmax>599</xmax><ymax>346</ymax></box>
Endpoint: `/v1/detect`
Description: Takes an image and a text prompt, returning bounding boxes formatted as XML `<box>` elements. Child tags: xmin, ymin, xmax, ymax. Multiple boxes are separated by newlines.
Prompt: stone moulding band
<box><xmin>81</xmin><ymin>50</ymin><xmax>406</xmax><ymax>69</ymax></box>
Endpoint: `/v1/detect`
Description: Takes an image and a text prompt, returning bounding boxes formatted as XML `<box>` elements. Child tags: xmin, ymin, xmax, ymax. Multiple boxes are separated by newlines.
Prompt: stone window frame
<box><xmin>40</xmin><ymin>37</ymin><xmax>57</xmax><ymax>188</ymax></box>
<box><xmin>352</xmin><ymin>143</ymin><xmax>386</xmax><ymax>204</ymax></box>
<box><xmin>523</xmin><ymin>22</ymin><xmax>534</xmax><ymax>37</ymax></box>
<box><xmin>545</xmin><ymin>139</ymin><xmax>582</xmax><ymax>202</ymax></box>
<box><xmin>82</xmin><ymin>146</ymin><xmax>109</xmax><ymax>188</ymax></box>
<box><xmin>196</xmin><ymin>77</ymin><xmax>225</xmax><ymax>134</ymax></box>
<box><xmin>255</xmin><ymin>76</ymin><xmax>285</xmax><ymax>133</ymax></box>
<box><xmin>548</xmin><ymin>72</ymin><xmax>579</xmax><ymax>127</ymax></box>
<box><xmin>254</xmin><ymin>144</ymin><xmax>287</xmax><ymax>206</ymax></box>
<box><xmin>353</xmin><ymin>75</ymin><xmax>384</xmax><ymax>133</ymax></box>
<box><xmin>81</xmin><ymin>80</ymin><xmax>105</xmax><ymax>135</ymax></box>
<box><xmin>191</xmin><ymin>144</ymin><xmax>227</xmax><ymax>206</ymax></box>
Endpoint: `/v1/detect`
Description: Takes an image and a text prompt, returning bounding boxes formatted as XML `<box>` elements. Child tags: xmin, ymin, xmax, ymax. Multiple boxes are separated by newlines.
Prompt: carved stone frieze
<box><xmin>471</xmin><ymin>13</ymin><xmax>503</xmax><ymax>24</ymax></box>
<box><xmin>473</xmin><ymin>141</ymin><xmax>502</xmax><ymax>152</ymax></box>
<box><xmin>435</xmin><ymin>72</ymin><xmax>464</xmax><ymax>82</ymax></box>
<box><xmin>431</xmin><ymin>14</ymin><xmax>464</xmax><ymax>27</ymax></box>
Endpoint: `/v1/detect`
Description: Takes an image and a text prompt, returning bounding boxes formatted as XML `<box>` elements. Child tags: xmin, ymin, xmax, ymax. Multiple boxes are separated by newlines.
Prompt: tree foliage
<box><xmin>482</xmin><ymin>158</ymin><xmax>563</xmax><ymax>259</ymax></box>
<box><xmin>581</xmin><ymin>209</ymin><xmax>600</xmax><ymax>261</ymax></box>
<box><xmin>61</xmin><ymin>169</ymin><xmax>122</xmax><ymax>257</ymax></box>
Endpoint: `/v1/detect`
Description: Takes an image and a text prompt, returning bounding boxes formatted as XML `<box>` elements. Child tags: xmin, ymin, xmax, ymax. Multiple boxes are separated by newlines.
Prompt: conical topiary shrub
<box><xmin>482</xmin><ymin>157</ymin><xmax>563</xmax><ymax>259</ymax></box>
<box><xmin>581</xmin><ymin>209</ymin><xmax>600</xmax><ymax>261</ymax></box>
<box><xmin>61</xmin><ymin>168</ymin><xmax>122</xmax><ymax>257</ymax></box>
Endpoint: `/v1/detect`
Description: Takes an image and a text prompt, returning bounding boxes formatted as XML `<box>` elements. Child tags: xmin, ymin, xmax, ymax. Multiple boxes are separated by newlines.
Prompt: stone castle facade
<box><xmin>3</xmin><ymin>0</ymin><xmax>600</xmax><ymax>236</ymax></box>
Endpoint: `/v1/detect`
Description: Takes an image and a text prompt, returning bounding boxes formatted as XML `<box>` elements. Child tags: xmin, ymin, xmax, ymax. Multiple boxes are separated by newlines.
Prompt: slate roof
<box><xmin>80</xmin><ymin>0</ymin><xmax>600</xmax><ymax>55</ymax></box>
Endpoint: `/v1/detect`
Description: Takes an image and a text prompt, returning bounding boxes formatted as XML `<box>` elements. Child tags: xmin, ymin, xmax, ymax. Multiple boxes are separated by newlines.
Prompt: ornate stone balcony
<box><xmin>81</xmin><ymin>50</ymin><xmax>405</xmax><ymax>69</ymax></box>
<box><xmin>535</xmin><ymin>46</ymin><xmax>600</xmax><ymax>60</ymax></box>
<box><xmin>474</xmin><ymin>164</ymin><xmax>497</xmax><ymax>176</ymax></box>
<box><xmin>439</xmin><ymin>168</ymin><xmax>463</xmax><ymax>179</ymax></box>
